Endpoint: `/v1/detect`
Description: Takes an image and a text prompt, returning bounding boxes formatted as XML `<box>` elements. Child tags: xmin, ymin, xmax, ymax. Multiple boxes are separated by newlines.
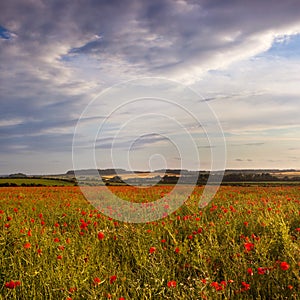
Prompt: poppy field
<box><xmin>0</xmin><ymin>186</ymin><xmax>299</xmax><ymax>299</ymax></box>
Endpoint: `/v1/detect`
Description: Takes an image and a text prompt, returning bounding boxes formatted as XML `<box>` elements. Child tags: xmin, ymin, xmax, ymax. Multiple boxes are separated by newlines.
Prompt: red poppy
<box><xmin>241</xmin><ymin>281</ymin><xmax>250</xmax><ymax>291</ymax></box>
<box><xmin>244</xmin><ymin>242</ymin><xmax>254</xmax><ymax>252</ymax></box>
<box><xmin>220</xmin><ymin>281</ymin><xmax>227</xmax><ymax>287</ymax></box>
<box><xmin>280</xmin><ymin>261</ymin><xmax>290</xmax><ymax>271</ymax></box>
<box><xmin>167</xmin><ymin>280</ymin><xmax>177</xmax><ymax>288</ymax></box>
<box><xmin>97</xmin><ymin>232</ymin><xmax>105</xmax><ymax>240</ymax></box>
<box><xmin>109</xmin><ymin>275</ymin><xmax>117</xmax><ymax>284</ymax></box>
<box><xmin>257</xmin><ymin>267</ymin><xmax>266</xmax><ymax>275</ymax></box>
<box><xmin>211</xmin><ymin>282</ymin><xmax>223</xmax><ymax>291</ymax></box>
<box><xmin>93</xmin><ymin>277</ymin><xmax>101</xmax><ymax>285</ymax></box>
<box><xmin>23</xmin><ymin>242</ymin><xmax>31</xmax><ymax>249</ymax></box>
<box><xmin>5</xmin><ymin>280</ymin><xmax>21</xmax><ymax>289</ymax></box>
<box><xmin>149</xmin><ymin>246</ymin><xmax>156</xmax><ymax>254</ymax></box>
<box><xmin>247</xmin><ymin>268</ymin><xmax>253</xmax><ymax>276</ymax></box>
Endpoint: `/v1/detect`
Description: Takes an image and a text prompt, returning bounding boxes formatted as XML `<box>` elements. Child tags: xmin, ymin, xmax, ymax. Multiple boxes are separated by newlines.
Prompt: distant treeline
<box><xmin>103</xmin><ymin>172</ymin><xmax>300</xmax><ymax>186</ymax></box>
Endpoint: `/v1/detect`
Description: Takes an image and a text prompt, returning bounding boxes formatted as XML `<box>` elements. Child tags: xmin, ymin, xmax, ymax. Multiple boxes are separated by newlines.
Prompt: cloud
<box><xmin>243</xmin><ymin>142</ymin><xmax>265</xmax><ymax>146</ymax></box>
<box><xmin>1</xmin><ymin>0</ymin><xmax>300</xmax><ymax>172</ymax></box>
<box><xmin>235</xmin><ymin>158</ymin><xmax>253</xmax><ymax>162</ymax></box>
<box><xmin>96</xmin><ymin>133</ymin><xmax>167</xmax><ymax>150</ymax></box>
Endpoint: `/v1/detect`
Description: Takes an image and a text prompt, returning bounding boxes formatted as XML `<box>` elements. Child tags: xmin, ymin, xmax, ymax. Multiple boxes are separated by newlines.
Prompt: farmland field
<box><xmin>0</xmin><ymin>186</ymin><xmax>299</xmax><ymax>299</ymax></box>
<box><xmin>0</xmin><ymin>178</ymin><xmax>75</xmax><ymax>187</ymax></box>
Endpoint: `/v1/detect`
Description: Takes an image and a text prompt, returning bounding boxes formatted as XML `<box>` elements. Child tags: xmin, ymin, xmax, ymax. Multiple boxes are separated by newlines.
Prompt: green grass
<box><xmin>0</xmin><ymin>178</ymin><xmax>75</xmax><ymax>186</ymax></box>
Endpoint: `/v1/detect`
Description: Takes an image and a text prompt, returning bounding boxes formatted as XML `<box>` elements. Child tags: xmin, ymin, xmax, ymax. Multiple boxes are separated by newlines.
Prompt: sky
<box><xmin>0</xmin><ymin>0</ymin><xmax>300</xmax><ymax>175</ymax></box>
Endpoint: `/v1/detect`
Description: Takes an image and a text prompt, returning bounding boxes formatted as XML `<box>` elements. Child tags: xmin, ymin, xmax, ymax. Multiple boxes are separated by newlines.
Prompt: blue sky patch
<box><xmin>265</xmin><ymin>33</ymin><xmax>300</xmax><ymax>58</ymax></box>
<box><xmin>0</xmin><ymin>25</ymin><xmax>12</xmax><ymax>40</ymax></box>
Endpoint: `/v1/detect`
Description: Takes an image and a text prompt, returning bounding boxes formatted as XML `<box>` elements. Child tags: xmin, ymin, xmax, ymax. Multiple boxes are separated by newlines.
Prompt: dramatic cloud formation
<box><xmin>0</xmin><ymin>0</ymin><xmax>300</xmax><ymax>173</ymax></box>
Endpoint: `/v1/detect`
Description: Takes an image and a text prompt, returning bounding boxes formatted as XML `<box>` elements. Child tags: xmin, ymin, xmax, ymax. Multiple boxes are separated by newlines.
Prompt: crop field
<box><xmin>0</xmin><ymin>186</ymin><xmax>299</xmax><ymax>299</ymax></box>
<box><xmin>0</xmin><ymin>179</ymin><xmax>75</xmax><ymax>187</ymax></box>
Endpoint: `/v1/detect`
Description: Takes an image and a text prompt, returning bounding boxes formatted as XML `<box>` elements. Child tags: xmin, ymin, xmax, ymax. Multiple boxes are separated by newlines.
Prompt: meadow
<box><xmin>0</xmin><ymin>186</ymin><xmax>299</xmax><ymax>299</ymax></box>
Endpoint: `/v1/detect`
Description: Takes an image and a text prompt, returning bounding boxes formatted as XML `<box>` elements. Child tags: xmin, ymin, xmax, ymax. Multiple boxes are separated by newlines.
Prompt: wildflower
<box><xmin>211</xmin><ymin>282</ymin><xmax>223</xmax><ymax>291</ymax></box>
<box><xmin>97</xmin><ymin>232</ymin><xmax>105</xmax><ymax>240</ymax></box>
<box><xmin>167</xmin><ymin>280</ymin><xmax>177</xmax><ymax>288</ymax></box>
<box><xmin>244</xmin><ymin>242</ymin><xmax>254</xmax><ymax>252</ymax></box>
<box><xmin>220</xmin><ymin>281</ymin><xmax>227</xmax><ymax>287</ymax></box>
<box><xmin>110</xmin><ymin>275</ymin><xmax>117</xmax><ymax>284</ymax></box>
<box><xmin>23</xmin><ymin>242</ymin><xmax>31</xmax><ymax>249</ymax></box>
<box><xmin>93</xmin><ymin>277</ymin><xmax>101</xmax><ymax>285</ymax></box>
<box><xmin>57</xmin><ymin>255</ymin><xmax>62</xmax><ymax>260</ymax></box>
<box><xmin>257</xmin><ymin>267</ymin><xmax>266</xmax><ymax>275</ymax></box>
<box><xmin>69</xmin><ymin>287</ymin><xmax>77</xmax><ymax>293</ymax></box>
<box><xmin>247</xmin><ymin>268</ymin><xmax>253</xmax><ymax>276</ymax></box>
<box><xmin>5</xmin><ymin>280</ymin><xmax>21</xmax><ymax>289</ymax></box>
<box><xmin>174</xmin><ymin>247</ymin><xmax>180</xmax><ymax>253</ymax></box>
<box><xmin>149</xmin><ymin>246</ymin><xmax>156</xmax><ymax>254</ymax></box>
<box><xmin>54</xmin><ymin>237</ymin><xmax>60</xmax><ymax>243</ymax></box>
<box><xmin>280</xmin><ymin>261</ymin><xmax>290</xmax><ymax>271</ymax></box>
<box><xmin>241</xmin><ymin>281</ymin><xmax>250</xmax><ymax>291</ymax></box>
